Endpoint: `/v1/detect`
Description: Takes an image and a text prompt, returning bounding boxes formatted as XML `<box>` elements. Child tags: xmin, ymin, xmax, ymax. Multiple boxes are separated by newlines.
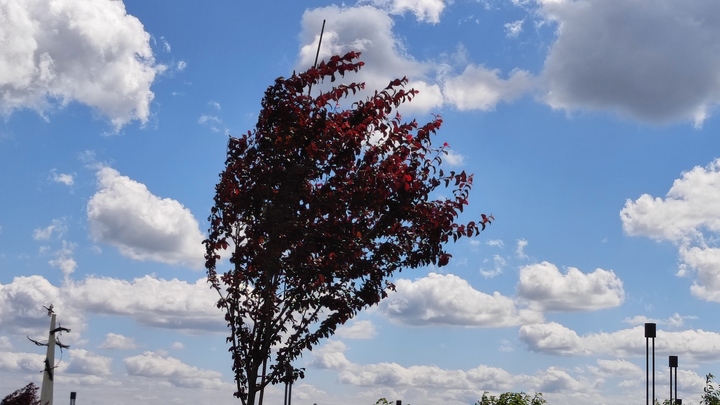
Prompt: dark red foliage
<box><xmin>1</xmin><ymin>383</ymin><xmax>41</xmax><ymax>405</ymax></box>
<box><xmin>204</xmin><ymin>51</ymin><xmax>491</xmax><ymax>405</ymax></box>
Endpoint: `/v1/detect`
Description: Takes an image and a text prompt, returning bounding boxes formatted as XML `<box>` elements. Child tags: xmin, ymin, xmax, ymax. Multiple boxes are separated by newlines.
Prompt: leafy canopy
<box><xmin>703</xmin><ymin>373</ymin><xmax>720</xmax><ymax>405</ymax></box>
<box><xmin>1</xmin><ymin>383</ymin><xmax>41</xmax><ymax>405</ymax></box>
<box><xmin>477</xmin><ymin>391</ymin><xmax>547</xmax><ymax>405</ymax></box>
<box><xmin>204</xmin><ymin>51</ymin><xmax>491</xmax><ymax>404</ymax></box>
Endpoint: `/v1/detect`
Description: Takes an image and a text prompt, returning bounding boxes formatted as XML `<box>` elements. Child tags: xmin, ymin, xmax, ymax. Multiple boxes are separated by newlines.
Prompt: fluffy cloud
<box><xmin>525</xmin><ymin>366</ymin><xmax>587</xmax><ymax>394</ymax></box>
<box><xmin>0</xmin><ymin>0</ymin><xmax>160</xmax><ymax>129</ymax></box>
<box><xmin>378</xmin><ymin>273</ymin><xmax>543</xmax><ymax>327</ymax></box>
<box><xmin>480</xmin><ymin>255</ymin><xmax>506</xmax><ymax>279</ymax></box>
<box><xmin>621</xmin><ymin>159</ymin><xmax>720</xmax><ymax>301</ymax></box>
<box><xmin>519</xmin><ymin>322</ymin><xmax>720</xmax><ymax>361</ymax></box>
<box><xmin>313</xmin><ymin>340</ymin><xmax>514</xmax><ymax>391</ymax></box>
<box><xmin>311</xmin><ymin>340</ymin><xmax>590</xmax><ymax>400</ymax></box>
<box><xmin>87</xmin><ymin>167</ymin><xmax>205</xmax><ymax>269</ymax></box>
<box><xmin>516</xmin><ymin>239</ymin><xmax>528</xmax><ymax>258</ymax></box>
<box><xmin>298</xmin><ymin>6</ymin><xmax>441</xmax><ymax>112</ymax></box>
<box><xmin>519</xmin><ymin>322</ymin><xmax>587</xmax><ymax>356</ymax></box>
<box><xmin>0</xmin><ymin>336</ymin><xmax>11</xmax><ymax>350</ymax></box>
<box><xmin>32</xmin><ymin>218</ymin><xmax>66</xmax><ymax>240</ymax></box>
<box><xmin>336</xmin><ymin>320</ymin><xmax>377</xmax><ymax>340</ymax></box>
<box><xmin>371</xmin><ymin>0</ymin><xmax>447</xmax><ymax>24</ymax></box>
<box><xmin>49</xmin><ymin>240</ymin><xmax>77</xmax><ymax>277</ymax></box>
<box><xmin>504</xmin><ymin>19</ymin><xmax>524</xmax><ymax>38</ymax></box>
<box><xmin>443</xmin><ymin>66</ymin><xmax>532</xmax><ymax>111</ymax></box>
<box><xmin>0</xmin><ymin>352</ymin><xmax>48</xmax><ymax>373</ymax></box>
<box><xmin>621</xmin><ymin>159</ymin><xmax>720</xmax><ymax>242</ymax></box>
<box><xmin>0</xmin><ymin>275</ymin><xmax>83</xmax><ymax>337</ymax></box>
<box><xmin>66</xmin><ymin>275</ymin><xmax>224</xmax><ymax>332</ymax></box>
<box><xmin>443</xmin><ymin>149</ymin><xmax>465</xmax><ymax>167</ymax></box>
<box><xmin>50</xmin><ymin>169</ymin><xmax>74</xmax><ymax>186</ymax></box>
<box><xmin>0</xmin><ymin>274</ymin><xmax>221</xmax><ymax>339</ymax></box>
<box><xmin>517</xmin><ymin>262</ymin><xmax>625</xmax><ymax>311</ymax></box>
<box><xmin>623</xmin><ymin>313</ymin><xmax>697</xmax><ymax>329</ymax></box>
<box><xmin>591</xmin><ymin>359</ymin><xmax>641</xmax><ymax>378</ymax></box>
<box><xmin>297</xmin><ymin>5</ymin><xmax>536</xmax><ymax>116</ymax></box>
<box><xmin>124</xmin><ymin>351</ymin><xmax>226</xmax><ymax>389</ymax></box>
<box><xmin>67</xmin><ymin>349</ymin><xmax>112</xmax><ymax>375</ymax></box>
<box><xmin>537</xmin><ymin>0</ymin><xmax>720</xmax><ymax>126</ymax></box>
<box><xmin>681</xmin><ymin>246</ymin><xmax>720</xmax><ymax>301</ymax></box>
<box><xmin>100</xmin><ymin>333</ymin><xmax>138</xmax><ymax>350</ymax></box>
<box><xmin>298</xmin><ymin>2</ymin><xmax>720</xmax><ymax>124</ymax></box>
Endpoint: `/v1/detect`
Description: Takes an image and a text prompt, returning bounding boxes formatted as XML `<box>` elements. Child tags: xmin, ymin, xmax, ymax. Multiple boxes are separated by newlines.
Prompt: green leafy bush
<box><xmin>476</xmin><ymin>391</ymin><xmax>547</xmax><ymax>405</ymax></box>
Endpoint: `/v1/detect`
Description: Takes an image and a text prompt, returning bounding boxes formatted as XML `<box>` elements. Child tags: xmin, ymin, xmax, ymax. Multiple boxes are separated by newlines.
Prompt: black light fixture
<box><xmin>645</xmin><ymin>323</ymin><xmax>656</xmax><ymax>405</ymax></box>
<box><xmin>70</xmin><ymin>392</ymin><xmax>76</xmax><ymax>405</ymax></box>
<box><xmin>669</xmin><ymin>356</ymin><xmax>678</xmax><ymax>405</ymax></box>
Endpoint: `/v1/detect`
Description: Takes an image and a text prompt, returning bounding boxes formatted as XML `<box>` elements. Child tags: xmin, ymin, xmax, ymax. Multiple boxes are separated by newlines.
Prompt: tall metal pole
<box><xmin>652</xmin><ymin>336</ymin><xmax>655</xmax><ymax>405</ymax></box>
<box><xmin>645</xmin><ymin>323</ymin><xmax>656</xmax><ymax>405</ymax></box>
<box><xmin>669</xmin><ymin>356</ymin><xmax>678</xmax><ymax>404</ymax></box>
<box><xmin>288</xmin><ymin>381</ymin><xmax>292</xmax><ymax>405</ymax></box>
<box><xmin>283</xmin><ymin>380</ymin><xmax>288</xmax><ymax>405</ymax></box>
<box><xmin>40</xmin><ymin>313</ymin><xmax>56</xmax><ymax>405</ymax></box>
<box><xmin>306</xmin><ymin>19</ymin><xmax>326</xmax><ymax>96</ymax></box>
<box><xmin>674</xmin><ymin>362</ymin><xmax>678</xmax><ymax>404</ymax></box>
<box><xmin>652</xmin><ymin>335</ymin><xmax>656</xmax><ymax>404</ymax></box>
<box><xmin>669</xmin><ymin>356</ymin><xmax>673</xmax><ymax>405</ymax></box>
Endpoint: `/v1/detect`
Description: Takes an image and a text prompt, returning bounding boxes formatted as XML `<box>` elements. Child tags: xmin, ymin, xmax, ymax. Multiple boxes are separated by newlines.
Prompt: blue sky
<box><xmin>2</xmin><ymin>0</ymin><xmax>720</xmax><ymax>404</ymax></box>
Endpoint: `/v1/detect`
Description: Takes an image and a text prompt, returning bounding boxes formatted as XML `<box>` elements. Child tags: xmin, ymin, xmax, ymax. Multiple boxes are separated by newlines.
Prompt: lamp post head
<box><xmin>645</xmin><ymin>323</ymin><xmax>656</xmax><ymax>338</ymax></box>
<box><xmin>669</xmin><ymin>356</ymin><xmax>678</xmax><ymax>368</ymax></box>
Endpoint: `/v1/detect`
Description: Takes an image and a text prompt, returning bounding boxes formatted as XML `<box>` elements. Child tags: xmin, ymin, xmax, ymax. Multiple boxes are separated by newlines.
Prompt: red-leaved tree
<box><xmin>0</xmin><ymin>383</ymin><xmax>40</xmax><ymax>405</ymax></box>
<box><xmin>204</xmin><ymin>51</ymin><xmax>492</xmax><ymax>405</ymax></box>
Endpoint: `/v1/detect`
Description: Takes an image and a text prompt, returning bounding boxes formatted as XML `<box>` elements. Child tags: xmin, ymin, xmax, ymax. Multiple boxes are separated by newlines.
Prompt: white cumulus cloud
<box><xmin>67</xmin><ymin>349</ymin><xmax>112</xmax><ymax>375</ymax></box>
<box><xmin>0</xmin><ymin>275</ymin><xmax>83</xmax><ymax>337</ymax></box>
<box><xmin>86</xmin><ymin>167</ymin><xmax>205</xmax><ymax>269</ymax></box>
<box><xmin>504</xmin><ymin>19</ymin><xmax>524</xmax><ymax>38</ymax></box>
<box><xmin>336</xmin><ymin>320</ymin><xmax>377</xmax><ymax>340</ymax></box>
<box><xmin>443</xmin><ymin>65</ymin><xmax>532</xmax><ymax>111</ymax></box>
<box><xmin>100</xmin><ymin>333</ymin><xmax>138</xmax><ymax>350</ymax></box>
<box><xmin>50</xmin><ymin>169</ymin><xmax>74</xmax><ymax>186</ymax></box>
<box><xmin>519</xmin><ymin>322</ymin><xmax>720</xmax><ymax>361</ymax></box>
<box><xmin>537</xmin><ymin>0</ymin><xmax>720</xmax><ymax>126</ymax></box>
<box><xmin>298</xmin><ymin>5</ymin><xmax>536</xmax><ymax>116</ymax></box>
<box><xmin>379</xmin><ymin>272</ymin><xmax>543</xmax><ymax>327</ymax></box>
<box><xmin>517</xmin><ymin>261</ymin><xmax>625</xmax><ymax>311</ymax></box>
<box><xmin>66</xmin><ymin>276</ymin><xmax>223</xmax><ymax>332</ymax></box>
<box><xmin>0</xmin><ymin>0</ymin><xmax>160</xmax><ymax>130</ymax></box>
<box><xmin>124</xmin><ymin>351</ymin><xmax>227</xmax><ymax>389</ymax></box>
<box><xmin>32</xmin><ymin>218</ymin><xmax>66</xmax><ymax>240</ymax></box>
<box><xmin>0</xmin><ymin>352</ymin><xmax>48</xmax><ymax>373</ymax></box>
<box><xmin>621</xmin><ymin>158</ymin><xmax>720</xmax><ymax>301</ymax></box>
<box><xmin>310</xmin><ymin>339</ymin><xmax>591</xmax><ymax>400</ymax></box>
<box><xmin>372</xmin><ymin>0</ymin><xmax>447</xmax><ymax>24</ymax></box>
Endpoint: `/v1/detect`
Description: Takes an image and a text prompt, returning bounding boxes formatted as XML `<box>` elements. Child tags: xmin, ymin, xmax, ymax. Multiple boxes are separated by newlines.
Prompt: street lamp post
<box><xmin>669</xmin><ymin>356</ymin><xmax>678</xmax><ymax>405</ymax></box>
<box><xmin>645</xmin><ymin>323</ymin><xmax>656</xmax><ymax>405</ymax></box>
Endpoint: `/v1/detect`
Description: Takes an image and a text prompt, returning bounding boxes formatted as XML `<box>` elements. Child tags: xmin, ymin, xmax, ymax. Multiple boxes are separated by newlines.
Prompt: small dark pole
<box><xmin>69</xmin><ymin>392</ymin><xmax>76</xmax><ymax>405</ymax></box>
<box><xmin>307</xmin><ymin>19</ymin><xmax>326</xmax><ymax>96</ymax></box>
<box><xmin>283</xmin><ymin>366</ymin><xmax>290</xmax><ymax>405</ymax></box>
<box><xmin>645</xmin><ymin>323</ymin><xmax>656</xmax><ymax>405</ymax></box>
<box><xmin>288</xmin><ymin>374</ymin><xmax>292</xmax><ymax>405</ymax></box>
<box><xmin>283</xmin><ymin>364</ymin><xmax>294</xmax><ymax>405</ymax></box>
<box><xmin>283</xmin><ymin>378</ymin><xmax>288</xmax><ymax>405</ymax></box>
<box><xmin>669</xmin><ymin>356</ymin><xmax>678</xmax><ymax>404</ymax></box>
